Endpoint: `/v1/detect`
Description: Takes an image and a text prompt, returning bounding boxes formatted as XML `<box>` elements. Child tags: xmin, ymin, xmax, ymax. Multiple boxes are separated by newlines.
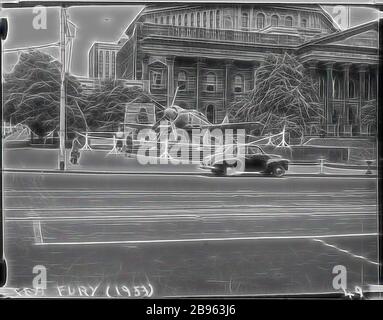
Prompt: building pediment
<box><xmin>302</xmin><ymin>21</ymin><xmax>378</xmax><ymax>49</ymax></box>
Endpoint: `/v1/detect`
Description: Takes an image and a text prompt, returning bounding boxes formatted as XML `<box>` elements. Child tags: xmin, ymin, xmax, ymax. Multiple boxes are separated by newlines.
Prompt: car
<box><xmin>200</xmin><ymin>145</ymin><xmax>289</xmax><ymax>177</ymax></box>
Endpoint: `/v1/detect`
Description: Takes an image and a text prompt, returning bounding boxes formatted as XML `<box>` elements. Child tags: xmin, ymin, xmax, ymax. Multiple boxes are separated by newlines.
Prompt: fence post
<box><xmin>319</xmin><ymin>158</ymin><xmax>325</xmax><ymax>175</ymax></box>
<box><xmin>365</xmin><ymin>160</ymin><xmax>373</xmax><ymax>175</ymax></box>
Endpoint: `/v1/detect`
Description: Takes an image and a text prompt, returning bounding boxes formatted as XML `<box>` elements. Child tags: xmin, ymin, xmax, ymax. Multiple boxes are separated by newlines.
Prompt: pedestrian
<box><xmin>70</xmin><ymin>133</ymin><xmax>81</xmax><ymax>165</ymax></box>
<box><xmin>115</xmin><ymin>125</ymin><xmax>124</xmax><ymax>152</ymax></box>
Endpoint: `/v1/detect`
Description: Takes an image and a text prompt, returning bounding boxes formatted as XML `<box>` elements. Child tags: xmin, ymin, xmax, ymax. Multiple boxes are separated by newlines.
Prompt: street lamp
<box><xmin>0</xmin><ymin>17</ymin><xmax>9</xmax><ymax>287</ymax></box>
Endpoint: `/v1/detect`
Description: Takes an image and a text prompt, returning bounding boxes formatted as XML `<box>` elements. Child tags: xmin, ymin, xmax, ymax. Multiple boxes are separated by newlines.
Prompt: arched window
<box><xmin>172</xmin><ymin>16</ymin><xmax>175</xmax><ymax>25</ymax></box>
<box><xmin>256</xmin><ymin>13</ymin><xmax>265</xmax><ymax>29</ymax></box>
<box><xmin>285</xmin><ymin>16</ymin><xmax>293</xmax><ymax>27</ymax></box>
<box><xmin>206</xmin><ymin>104</ymin><xmax>216</xmax><ymax>123</ymax></box>
<box><xmin>301</xmin><ymin>18</ymin><xmax>307</xmax><ymax>28</ymax></box>
<box><xmin>203</xmin><ymin>12</ymin><xmax>207</xmax><ymax>27</ymax></box>
<box><xmin>160</xmin><ymin>16</ymin><xmax>164</xmax><ymax>24</ymax></box>
<box><xmin>197</xmin><ymin>12</ymin><xmax>201</xmax><ymax>27</ymax></box>
<box><xmin>271</xmin><ymin>15</ymin><xmax>279</xmax><ymax>27</ymax></box>
<box><xmin>191</xmin><ymin>13</ymin><xmax>194</xmax><ymax>27</ymax></box>
<box><xmin>241</xmin><ymin>12</ymin><xmax>249</xmax><ymax>29</ymax></box>
<box><xmin>224</xmin><ymin>16</ymin><xmax>233</xmax><ymax>29</ymax></box>
<box><xmin>177</xmin><ymin>71</ymin><xmax>187</xmax><ymax>91</ymax></box>
<box><xmin>178</xmin><ymin>15</ymin><xmax>182</xmax><ymax>26</ymax></box>
<box><xmin>349</xmin><ymin>80</ymin><xmax>356</xmax><ymax>98</ymax></box>
<box><xmin>184</xmin><ymin>14</ymin><xmax>188</xmax><ymax>26</ymax></box>
<box><xmin>205</xmin><ymin>72</ymin><xmax>216</xmax><ymax>92</ymax></box>
<box><xmin>154</xmin><ymin>17</ymin><xmax>158</xmax><ymax>24</ymax></box>
<box><xmin>136</xmin><ymin>107</ymin><xmax>149</xmax><ymax>124</ymax></box>
<box><xmin>216</xmin><ymin>10</ymin><xmax>221</xmax><ymax>28</ymax></box>
<box><xmin>166</xmin><ymin>16</ymin><xmax>170</xmax><ymax>25</ymax></box>
<box><xmin>209</xmin><ymin>11</ymin><xmax>214</xmax><ymax>28</ymax></box>
<box><xmin>234</xmin><ymin>75</ymin><xmax>244</xmax><ymax>93</ymax></box>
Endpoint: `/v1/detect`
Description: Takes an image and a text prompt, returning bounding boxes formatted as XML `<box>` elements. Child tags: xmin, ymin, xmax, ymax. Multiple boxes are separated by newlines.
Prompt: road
<box><xmin>2</xmin><ymin>172</ymin><xmax>379</xmax><ymax>297</ymax></box>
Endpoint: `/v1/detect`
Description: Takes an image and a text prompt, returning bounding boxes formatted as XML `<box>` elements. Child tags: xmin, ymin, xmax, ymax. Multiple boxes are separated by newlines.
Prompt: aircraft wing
<box><xmin>123</xmin><ymin>123</ymin><xmax>154</xmax><ymax>130</ymax></box>
<box><xmin>201</xmin><ymin>122</ymin><xmax>263</xmax><ymax>130</ymax></box>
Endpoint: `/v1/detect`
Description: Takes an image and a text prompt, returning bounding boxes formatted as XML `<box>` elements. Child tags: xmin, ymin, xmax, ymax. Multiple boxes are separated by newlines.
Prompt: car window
<box><xmin>247</xmin><ymin>146</ymin><xmax>262</xmax><ymax>155</ymax></box>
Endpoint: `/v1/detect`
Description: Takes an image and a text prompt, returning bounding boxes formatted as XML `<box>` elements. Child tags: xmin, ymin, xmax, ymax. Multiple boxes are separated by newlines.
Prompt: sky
<box><xmin>0</xmin><ymin>4</ymin><xmax>380</xmax><ymax>76</ymax></box>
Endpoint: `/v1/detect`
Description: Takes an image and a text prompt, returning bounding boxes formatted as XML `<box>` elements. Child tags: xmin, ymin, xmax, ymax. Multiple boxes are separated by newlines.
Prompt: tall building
<box><xmin>88</xmin><ymin>42</ymin><xmax>121</xmax><ymax>79</ymax></box>
<box><xmin>115</xmin><ymin>4</ymin><xmax>378</xmax><ymax>136</ymax></box>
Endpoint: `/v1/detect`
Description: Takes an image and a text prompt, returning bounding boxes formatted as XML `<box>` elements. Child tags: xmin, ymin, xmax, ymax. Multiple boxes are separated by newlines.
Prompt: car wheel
<box><xmin>212</xmin><ymin>164</ymin><xmax>227</xmax><ymax>176</ymax></box>
<box><xmin>271</xmin><ymin>165</ymin><xmax>285</xmax><ymax>177</ymax></box>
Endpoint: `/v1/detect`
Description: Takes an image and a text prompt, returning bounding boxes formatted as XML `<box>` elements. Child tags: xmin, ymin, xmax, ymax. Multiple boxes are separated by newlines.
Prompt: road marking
<box><xmin>312</xmin><ymin>238</ymin><xmax>379</xmax><ymax>266</ymax></box>
<box><xmin>35</xmin><ymin>232</ymin><xmax>378</xmax><ymax>246</ymax></box>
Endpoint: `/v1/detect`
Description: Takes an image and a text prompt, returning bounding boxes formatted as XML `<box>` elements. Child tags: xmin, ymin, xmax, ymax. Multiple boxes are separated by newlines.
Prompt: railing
<box><xmin>140</xmin><ymin>23</ymin><xmax>304</xmax><ymax>46</ymax></box>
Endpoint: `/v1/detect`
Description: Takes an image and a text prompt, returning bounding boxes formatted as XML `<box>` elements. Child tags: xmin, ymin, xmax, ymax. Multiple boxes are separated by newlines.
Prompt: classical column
<box><xmin>141</xmin><ymin>54</ymin><xmax>149</xmax><ymax>80</ymax></box>
<box><xmin>341</xmin><ymin>63</ymin><xmax>352</xmax><ymax>128</ymax></box>
<box><xmin>252</xmin><ymin>61</ymin><xmax>260</xmax><ymax>90</ymax></box>
<box><xmin>357</xmin><ymin>64</ymin><xmax>367</xmax><ymax>133</ymax></box>
<box><xmin>196</xmin><ymin>58</ymin><xmax>203</xmax><ymax>112</ymax></box>
<box><xmin>166</xmin><ymin>56</ymin><xmax>175</xmax><ymax>106</ymax></box>
<box><xmin>141</xmin><ymin>55</ymin><xmax>150</xmax><ymax>92</ymax></box>
<box><xmin>324</xmin><ymin>62</ymin><xmax>334</xmax><ymax>129</ymax></box>
<box><xmin>224</xmin><ymin>59</ymin><xmax>234</xmax><ymax>111</ymax></box>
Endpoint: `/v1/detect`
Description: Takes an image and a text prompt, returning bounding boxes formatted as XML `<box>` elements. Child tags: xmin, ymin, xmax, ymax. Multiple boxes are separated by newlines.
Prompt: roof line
<box><xmin>298</xmin><ymin>20</ymin><xmax>377</xmax><ymax>50</ymax></box>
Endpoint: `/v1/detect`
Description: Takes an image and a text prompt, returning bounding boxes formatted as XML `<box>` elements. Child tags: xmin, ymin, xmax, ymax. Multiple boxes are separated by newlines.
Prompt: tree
<box><xmin>229</xmin><ymin>53</ymin><xmax>323</xmax><ymax>138</ymax></box>
<box><xmin>82</xmin><ymin>79</ymin><xmax>151</xmax><ymax>131</ymax></box>
<box><xmin>3</xmin><ymin>50</ymin><xmax>87</xmax><ymax>139</ymax></box>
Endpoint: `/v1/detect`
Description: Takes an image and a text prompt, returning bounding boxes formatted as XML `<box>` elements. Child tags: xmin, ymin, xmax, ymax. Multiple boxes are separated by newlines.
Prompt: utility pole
<box><xmin>0</xmin><ymin>17</ymin><xmax>8</xmax><ymax>287</ymax></box>
<box><xmin>59</xmin><ymin>6</ymin><xmax>66</xmax><ymax>170</ymax></box>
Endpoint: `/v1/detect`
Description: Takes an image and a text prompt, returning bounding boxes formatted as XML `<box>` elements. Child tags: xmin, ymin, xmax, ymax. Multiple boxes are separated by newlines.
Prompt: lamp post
<box><xmin>1</xmin><ymin>17</ymin><xmax>8</xmax><ymax>287</ymax></box>
<box><xmin>58</xmin><ymin>7</ymin><xmax>66</xmax><ymax>170</ymax></box>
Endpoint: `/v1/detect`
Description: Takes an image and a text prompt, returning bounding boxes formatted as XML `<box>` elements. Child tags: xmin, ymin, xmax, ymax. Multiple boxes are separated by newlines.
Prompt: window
<box><xmin>98</xmin><ymin>51</ymin><xmax>103</xmax><ymax>78</ymax></box>
<box><xmin>151</xmin><ymin>70</ymin><xmax>165</xmax><ymax>89</ymax></box>
<box><xmin>210</xmin><ymin>11</ymin><xmax>214</xmax><ymax>28</ymax></box>
<box><xmin>203</xmin><ymin>12</ymin><xmax>207</xmax><ymax>27</ymax></box>
<box><xmin>136</xmin><ymin>108</ymin><xmax>149</xmax><ymax>124</ymax></box>
<box><xmin>177</xmin><ymin>71</ymin><xmax>187</xmax><ymax>91</ymax></box>
<box><xmin>206</xmin><ymin>104</ymin><xmax>216</xmax><ymax>123</ymax></box>
<box><xmin>166</xmin><ymin>16</ymin><xmax>170</xmax><ymax>25</ymax></box>
<box><xmin>172</xmin><ymin>16</ymin><xmax>175</xmax><ymax>25</ymax></box>
<box><xmin>285</xmin><ymin>16</ymin><xmax>293</xmax><ymax>27</ymax></box>
<box><xmin>216</xmin><ymin>10</ymin><xmax>221</xmax><ymax>28</ymax></box>
<box><xmin>234</xmin><ymin>75</ymin><xmax>244</xmax><ymax>93</ymax></box>
<box><xmin>301</xmin><ymin>18</ymin><xmax>307</xmax><ymax>28</ymax></box>
<box><xmin>111</xmin><ymin>52</ymin><xmax>115</xmax><ymax>79</ymax></box>
<box><xmin>105</xmin><ymin>51</ymin><xmax>110</xmax><ymax>78</ymax></box>
<box><xmin>241</xmin><ymin>12</ymin><xmax>249</xmax><ymax>29</ymax></box>
<box><xmin>191</xmin><ymin>13</ymin><xmax>194</xmax><ymax>27</ymax></box>
<box><xmin>178</xmin><ymin>15</ymin><xmax>182</xmax><ymax>26</ymax></box>
<box><xmin>205</xmin><ymin>72</ymin><xmax>216</xmax><ymax>92</ymax></box>
<box><xmin>271</xmin><ymin>15</ymin><xmax>279</xmax><ymax>27</ymax></box>
<box><xmin>197</xmin><ymin>12</ymin><xmax>201</xmax><ymax>27</ymax></box>
<box><xmin>256</xmin><ymin>13</ymin><xmax>265</xmax><ymax>29</ymax></box>
<box><xmin>224</xmin><ymin>16</ymin><xmax>233</xmax><ymax>29</ymax></box>
<box><xmin>184</xmin><ymin>14</ymin><xmax>188</xmax><ymax>26</ymax></box>
<box><xmin>160</xmin><ymin>16</ymin><xmax>164</xmax><ymax>24</ymax></box>
<box><xmin>154</xmin><ymin>17</ymin><xmax>158</xmax><ymax>24</ymax></box>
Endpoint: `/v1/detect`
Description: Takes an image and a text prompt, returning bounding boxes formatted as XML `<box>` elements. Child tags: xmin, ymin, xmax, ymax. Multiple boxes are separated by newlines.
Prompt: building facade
<box><xmin>89</xmin><ymin>42</ymin><xmax>121</xmax><ymax>79</ymax></box>
<box><xmin>114</xmin><ymin>4</ymin><xmax>378</xmax><ymax>135</ymax></box>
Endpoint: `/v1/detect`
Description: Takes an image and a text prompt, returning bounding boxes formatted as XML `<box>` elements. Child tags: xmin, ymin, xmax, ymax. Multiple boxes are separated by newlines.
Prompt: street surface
<box><xmin>2</xmin><ymin>171</ymin><xmax>378</xmax><ymax>297</ymax></box>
